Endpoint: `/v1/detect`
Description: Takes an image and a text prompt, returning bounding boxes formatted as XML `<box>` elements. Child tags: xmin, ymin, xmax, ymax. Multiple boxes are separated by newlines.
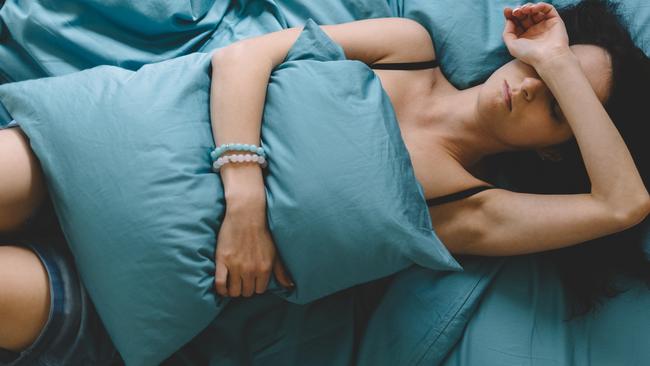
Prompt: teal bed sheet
<box><xmin>0</xmin><ymin>0</ymin><xmax>394</xmax><ymax>83</ymax></box>
<box><xmin>1</xmin><ymin>1</ymin><xmax>649</xmax><ymax>365</ymax></box>
<box><xmin>439</xmin><ymin>256</ymin><xmax>650</xmax><ymax>366</ymax></box>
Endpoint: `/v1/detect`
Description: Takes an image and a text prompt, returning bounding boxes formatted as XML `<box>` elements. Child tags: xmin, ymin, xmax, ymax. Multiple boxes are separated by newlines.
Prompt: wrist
<box><xmin>224</xmin><ymin>194</ymin><xmax>267</xmax><ymax>227</ymax></box>
<box><xmin>221</xmin><ymin>166</ymin><xmax>266</xmax><ymax>212</ymax></box>
<box><xmin>220</xmin><ymin>161</ymin><xmax>264</xmax><ymax>188</ymax></box>
<box><xmin>225</xmin><ymin>188</ymin><xmax>266</xmax><ymax>210</ymax></box>
<box><xmin>534</xmin><ymin>49</ymin><xmax>579</xmax><ymax>77</ymax></box>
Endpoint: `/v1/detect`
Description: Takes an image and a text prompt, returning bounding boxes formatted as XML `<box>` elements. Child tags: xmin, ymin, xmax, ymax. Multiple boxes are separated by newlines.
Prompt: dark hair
<box><xmin>487</xmin><ymin>0</ymin><xmax>650</xmax><ymax>318</ymax></box>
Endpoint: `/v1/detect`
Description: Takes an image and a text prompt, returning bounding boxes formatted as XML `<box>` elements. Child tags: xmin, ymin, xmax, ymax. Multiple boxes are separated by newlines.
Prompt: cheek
<box><xmin>512</xmin><ymin>116</ymin><xmax>570</xmax><ymax>147</ymax></box>
<box><xmin>477</xmin><ymin>83</ymin><xmax>505</xmax><ymax>119</ymax></box>
<box><xmin>491</xmin><ymin>109</ymin><xmax>553</xmax><ymax>147</ymax></box>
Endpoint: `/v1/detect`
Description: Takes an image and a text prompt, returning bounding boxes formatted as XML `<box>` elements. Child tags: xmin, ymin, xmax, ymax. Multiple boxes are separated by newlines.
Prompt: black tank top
<box><xmin>370</xmin><ymin>59</ymin><xmax>438</xmax><ymax>70</ymax></box>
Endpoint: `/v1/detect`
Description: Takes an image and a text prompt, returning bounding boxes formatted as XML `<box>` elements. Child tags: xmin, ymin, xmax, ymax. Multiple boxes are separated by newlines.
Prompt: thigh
<box><xmin>0</xmin><ymin>128</ymin><xmax>46</xmax><ymax>233</ymax></box>
<box><xmin>0</xmin><ymin>245</ymin><xmax>50</xmax><ymax>353</ymax></box>
<box><xmin>0</xmin><ymin>241</ymin><xmax>121</xmax><ymax>365</ymax></box>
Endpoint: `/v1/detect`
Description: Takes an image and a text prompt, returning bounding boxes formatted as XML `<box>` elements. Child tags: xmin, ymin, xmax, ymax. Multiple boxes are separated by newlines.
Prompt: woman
<box><xmin>0</xmin><ymin>0</ymin><xmax>648</xmax><ymax>362</ymax></box>
<box><xmin>209</xmin><ymin>1</ymin><xmax>649</xmax><ymax>301</ymax></box>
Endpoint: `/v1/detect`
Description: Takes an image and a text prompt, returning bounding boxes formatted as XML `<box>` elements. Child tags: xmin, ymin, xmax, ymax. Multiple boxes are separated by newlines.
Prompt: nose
<box><xmin>518</xmin><ymin>77</ymin><xmax>544</xmax><ymax>102</ymax></box>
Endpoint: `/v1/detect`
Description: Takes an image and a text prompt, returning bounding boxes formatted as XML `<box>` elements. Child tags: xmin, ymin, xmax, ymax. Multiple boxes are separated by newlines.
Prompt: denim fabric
<box><xmin>0</xmin><ymin>201</ymin><xmax>122</xmax><ymax>366</ymax></box>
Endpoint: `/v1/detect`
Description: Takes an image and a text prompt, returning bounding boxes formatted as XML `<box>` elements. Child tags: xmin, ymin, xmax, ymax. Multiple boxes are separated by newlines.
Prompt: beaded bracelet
<box><xmin>210</xmin><ymin>143</ymin><xmax>266</xmax><ymax>161</ymax></box>
<box><xmin>212</xmin><ymin>153</ymin><xmax>268</xmax><ymax>172</ymax></box>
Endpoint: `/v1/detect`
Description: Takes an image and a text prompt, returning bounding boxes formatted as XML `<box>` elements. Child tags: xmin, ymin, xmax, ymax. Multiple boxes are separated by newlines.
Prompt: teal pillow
<box><xmin>391</xmin><ymin>0</ymin><xmax>650</xmax><ymax>257</ymax></box>
<box><xmin>0</xmin><ymin>19</ymin><xmax>459</xmax><ymax>365</ymax></box>
<box><xmin>389</xmin><ymin>0</ymin><xmax>650</xmax><ymax>88</ymax></box>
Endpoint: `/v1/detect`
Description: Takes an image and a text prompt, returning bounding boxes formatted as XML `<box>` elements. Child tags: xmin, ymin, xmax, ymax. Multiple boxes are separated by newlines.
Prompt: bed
<box><xmin>1</xmin><ymin>1</ymin><xmax>648</xmax><ymax>365</ymax></box>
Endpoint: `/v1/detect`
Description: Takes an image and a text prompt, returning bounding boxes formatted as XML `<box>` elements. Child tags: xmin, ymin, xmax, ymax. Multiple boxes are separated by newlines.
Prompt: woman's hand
<box><xmin>502</xmin><ymin>2</ymin><xmax>571</xmax><ymax>68</ymax></box>
<box><xmin>215</xmin><ymin>174</ymin><xmax>294</xmax><ymax>298</ymax></box>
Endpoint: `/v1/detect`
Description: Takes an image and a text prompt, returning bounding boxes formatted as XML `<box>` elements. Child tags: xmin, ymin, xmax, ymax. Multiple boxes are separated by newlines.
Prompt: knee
<box><xmin>0</xmin><ymin>128</ymin><xmax>47</xmax><ymax>233</ymax></box>
<box><xmin>0</xmin><ymin>246</ymin><xmax>51</xmax><ymax>352</ymax></box>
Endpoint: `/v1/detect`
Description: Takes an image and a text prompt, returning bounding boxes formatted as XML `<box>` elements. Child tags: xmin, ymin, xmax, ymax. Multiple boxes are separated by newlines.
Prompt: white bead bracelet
<box><xmin>212</xmin><ymin>153</ymin><xmax>268</xmax><ymax>172</ymax></box>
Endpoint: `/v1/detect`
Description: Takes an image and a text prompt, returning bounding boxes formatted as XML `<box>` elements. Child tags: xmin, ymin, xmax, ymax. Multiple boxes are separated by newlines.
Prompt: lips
<box><xmin>503</xmin><ymin>80</ymin><xmax>512</xmax><ymax>111</ymax></box>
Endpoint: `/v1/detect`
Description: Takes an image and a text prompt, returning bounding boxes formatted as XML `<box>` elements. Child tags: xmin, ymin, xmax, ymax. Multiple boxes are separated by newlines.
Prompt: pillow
<box><xmin>0</xmin><ymin>19</ymin><xmax>459</xmax><ymax>366</ymax></box>
<box><xmin>0</xmin><ymin>0</ymin><xmax>232</xmax><ymax>82</ymax></box>
<box><xmin>389</xmin><ymin>0</ymin><xmax>650</xmax><ymax>88</ymax></box>
<box><xmin>391</xmin><ymin>0</ymin><xmax>650</xmax><ymax>257</ymax></box>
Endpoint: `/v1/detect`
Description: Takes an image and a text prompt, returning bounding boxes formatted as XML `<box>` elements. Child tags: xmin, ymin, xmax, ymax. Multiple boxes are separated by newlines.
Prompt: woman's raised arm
<box><xmin>430</xmin><ymin>3</ymin><xmax>650</xmax><ymax>256</ymax></box>
<box><xmin>208</xmin><ymin>18</ymin><xmax>436</xmax><ymax>298</ymax></box>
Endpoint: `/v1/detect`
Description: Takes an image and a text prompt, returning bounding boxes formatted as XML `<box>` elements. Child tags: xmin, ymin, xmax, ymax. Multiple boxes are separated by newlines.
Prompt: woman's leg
<box><xmin>0</xmin><ymin>127</ymin><xmax>49</xmax><ymax>352</ymax></box>
<box><xmin>0</xmin><ymin>127</ymin><xmax>46</xmax><ymax>233</ymax></box>
<box><xmin>0</xmin><ymin>245</ymin><xmax>51</xmax><ymax>352</ymax></box>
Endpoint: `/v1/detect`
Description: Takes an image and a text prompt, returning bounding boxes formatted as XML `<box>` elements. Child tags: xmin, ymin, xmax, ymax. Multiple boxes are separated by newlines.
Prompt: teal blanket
<box><xmin>1</xmin><ymin>1</ymin><xmax>648</xmax><ymax>365</ymax></box>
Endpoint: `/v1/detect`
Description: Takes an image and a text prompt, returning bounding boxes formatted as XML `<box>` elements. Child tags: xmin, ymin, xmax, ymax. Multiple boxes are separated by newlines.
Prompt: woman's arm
<box><xmin>209</xmin><ymin>18</ymin><xmax>436</xmax><ymax>297</ymax></box>
<box><xmin>431</xmin><ymin>3</ymin><xmax>650</xmax><ymax>256</ymax></box>
<box><xmin>211</xmin><ymin>17</ymin><xmax>435</xmax><ymax>204</ymax></box>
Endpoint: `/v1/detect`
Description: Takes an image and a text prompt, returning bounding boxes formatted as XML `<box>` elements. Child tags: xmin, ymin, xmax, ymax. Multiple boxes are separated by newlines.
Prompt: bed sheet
<box><xmin>439</xmin><ymin>256</ymin><xmax>650</xmax><ymax>366</ymax></box>
<box><xmin>387</xmin><ymin>0</ymin><xmax>650</xmax><ymax>88</ymax></box>
<box><xmin>1</xmin><ymin>1</ymin><xmax>648</xmax><ymax>365</ymax></box>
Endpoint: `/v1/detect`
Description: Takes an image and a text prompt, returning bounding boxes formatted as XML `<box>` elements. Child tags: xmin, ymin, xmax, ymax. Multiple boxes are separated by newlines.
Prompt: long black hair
<box><xmin>487</xmin><ymin>0</ymin><xmax>650</xmax><ymax>317</ymax></box>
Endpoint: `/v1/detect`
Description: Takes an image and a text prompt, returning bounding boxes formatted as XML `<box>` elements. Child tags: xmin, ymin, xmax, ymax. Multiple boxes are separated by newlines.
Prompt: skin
<box><xmin>399</xmin><ymin>44</ymin><xmax>612</xmax><ymax>197</ymax></box>
<box><xmin>0</xmin><ymin>2</ymin><xmax>648</xmax><ymax>350</ymax></box>
<box><xmin>0</xmin><ymin>246</ymin><xmax>51</xmax><ymax>353</ymax></box>
<box><xmin>0</xmin><ymin>128</ymin><xmax>49</xmax><ymax>352</ymax></box>
<box><xmin>210</xmin><ymin>2</ymin><xmax>649</xmax><ymax>297</ymax></box>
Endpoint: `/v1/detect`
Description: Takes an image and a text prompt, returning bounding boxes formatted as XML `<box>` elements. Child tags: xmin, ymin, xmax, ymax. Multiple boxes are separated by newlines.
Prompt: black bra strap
<box><xmin>426</xmin><ymin>185</ymin><xmax>496</xmax><ymax>207</ymax></box>
<box><xmin>370</xmin><ymin>59</ymin><xmax>439</xmax><ymax>70</ymax></box>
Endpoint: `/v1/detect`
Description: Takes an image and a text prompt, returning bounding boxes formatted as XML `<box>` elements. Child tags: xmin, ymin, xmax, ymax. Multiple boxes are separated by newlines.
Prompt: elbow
<box><xmin>211</xmin><ymin>43</ymin><xmax>247</xmax><ymax>68</ymax></box>
<box><xmin>611</xmin><ymin>193</ymin><xmax>650</xmax><ymax>230</ymax></box>
<box><xmin>211</xmin><ymin>44</ymin><xmax>274</xmax><ymax>75</ymax></box>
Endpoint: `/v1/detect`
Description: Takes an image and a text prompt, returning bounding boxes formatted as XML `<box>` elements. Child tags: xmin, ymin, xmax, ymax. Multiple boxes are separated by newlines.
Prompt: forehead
<box><xmin>569</xmin><ymin>45</ymin><xmax>612</xmax><ymax>103</ymax></box>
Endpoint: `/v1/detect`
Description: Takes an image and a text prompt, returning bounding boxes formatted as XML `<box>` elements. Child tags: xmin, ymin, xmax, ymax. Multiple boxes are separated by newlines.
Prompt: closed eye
<box><xmin>550</xmin><ymin>99</ymin><xmax>563</xmax><ymax>122</ymax></box>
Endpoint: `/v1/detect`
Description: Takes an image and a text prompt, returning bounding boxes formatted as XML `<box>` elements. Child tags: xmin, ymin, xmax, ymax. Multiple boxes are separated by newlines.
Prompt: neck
<box><xmin>420</xmin><ymin>83</ymin><xmax>513</xmax><ymax>168</ymax></box>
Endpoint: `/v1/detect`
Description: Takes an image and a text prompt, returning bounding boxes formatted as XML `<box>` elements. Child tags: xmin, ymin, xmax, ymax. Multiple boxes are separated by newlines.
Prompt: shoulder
<box><xmin>212</xmin><ymin>17</ymin><xmax>436</xmax><ymax>70</ymax></box>
<box><xmin>344</xmin><ymin>17</ymin><xmax>436</xmax><ymax>64</ymax></box>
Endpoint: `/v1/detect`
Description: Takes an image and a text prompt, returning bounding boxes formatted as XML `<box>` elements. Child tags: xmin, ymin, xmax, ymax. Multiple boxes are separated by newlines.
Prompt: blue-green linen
<box><xmin>358</xmin><ymin>1</ymin><xmax>650</xmax><ymax>365</ymax></box>
<box><xmin>0</xmin><ymin>19</ymin><xmax>459</xmax><ymax>366</ymax></box>
<box><xmin>1</xmin><ymin>1</ymin><xmax>649</xmax><ymax>365</ymax></box>
<box><xmin>387</xmin><ymin>0</ymin><xmax>650</xmax><ymax>88</ymax></box>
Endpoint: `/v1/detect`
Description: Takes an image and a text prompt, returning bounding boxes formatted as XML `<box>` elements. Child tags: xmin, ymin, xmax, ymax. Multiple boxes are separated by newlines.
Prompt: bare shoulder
<box><xmin>213</xmin><ymin>17</ymin><xmax>436</xmax><ymax>70</ymax></box>
<box><xmin>326</xmin><ymin>18</ymin><xmax>435</xmax><ymax>63</ymax></box>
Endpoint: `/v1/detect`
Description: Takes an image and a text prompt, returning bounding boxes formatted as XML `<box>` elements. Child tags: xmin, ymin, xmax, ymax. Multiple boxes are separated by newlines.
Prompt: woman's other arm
<box><xmin>431</xmin><ymin>3</ymin><xmax>649</xmax><ymax>256</ymax></box>
<box><xmin>209</xmin><ymin>18</ymin><xmax>435</xmax><ymax>297</ymax></box>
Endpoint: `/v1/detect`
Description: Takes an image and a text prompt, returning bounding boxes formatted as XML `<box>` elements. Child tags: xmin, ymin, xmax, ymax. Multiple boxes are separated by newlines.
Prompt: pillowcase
<box><xmin>0</xmin><ymin>19</ymin><xmax>459</xmax><ymax>366</ymax></box>
<box><xmin>391</xmin><ymin>0</ymin><xmax>650</xmax><ymax>257</ymax></box>
<box><xmin>0</xmin><ymin>0</ymin><xmax>232</xmax><ymax>82</ymax></box>
<box><xmin>389</xmin><ymin>0</ymin><xmax>650</xmax><ymax>88</ymax></box>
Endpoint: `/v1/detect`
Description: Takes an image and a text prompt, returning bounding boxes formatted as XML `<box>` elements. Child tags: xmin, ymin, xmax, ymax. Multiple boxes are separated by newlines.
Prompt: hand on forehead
<box><xmin>570</xmin><ymin>44</ymin><xmax>612</xmax><ymax>103</ymax></box>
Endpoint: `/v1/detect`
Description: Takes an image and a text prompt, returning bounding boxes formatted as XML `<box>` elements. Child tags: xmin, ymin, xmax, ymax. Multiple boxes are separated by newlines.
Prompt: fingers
<box><xmin>227</xmin><ymin>268</ymin><xmax>242</xmax><ymax>297</ymax></box>
<box><xmin>255</xmin><ymin>269</ymin><xmax>271</xmax><ymax>294</ymax></box>
<box><xmin>531</xmin><ymin>2</ymin><xmax>559</xmax><ymax>16</ymax></box>
<box><xmin>503</xmin><ymin>7</ymin><xmax>524</xmax><ymax>36</ymax></box>
<box><xmin>502</xmin><ymin>9</ymin><xmax>523</xmax><ymax>39</ymax></box>
<box><xmin>216</xmin><ymin>256</ymin><xmax>273</xmax><ymax>297</ymax></box>
<box><xmin>215</xmin><ymin>260</ymin><xmax>229</xmax><ymax>297</ymax></box>
<box><xmin>506</xmin><ymin>2</ymin><xmax>557</xmax><ymax>31</ymax></box>
<box><xmin>273</xmin><ymin>258</ymin><xmax>294</xmax><ymax>289</ymax></box>
<box><xmin>241</xmin><ymin>270</ymin><xmax>255</xmax><ymax>297</ymax></box>
<box><xmin>532</xmin><ymin>11</ymin><xmax>546</xmax><ymax>23</ymax></box>
<box><xmin>515</xmin><ymin>3</ymin><xmax>535</xmax><ymax>29</ymax></box>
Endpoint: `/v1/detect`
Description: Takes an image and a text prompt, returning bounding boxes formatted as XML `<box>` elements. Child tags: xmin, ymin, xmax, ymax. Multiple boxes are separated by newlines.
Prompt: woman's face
<box><xmin>477</xmin><ymin>45</ymin><xmax>612</xmax><ymax>150</ymax></box>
